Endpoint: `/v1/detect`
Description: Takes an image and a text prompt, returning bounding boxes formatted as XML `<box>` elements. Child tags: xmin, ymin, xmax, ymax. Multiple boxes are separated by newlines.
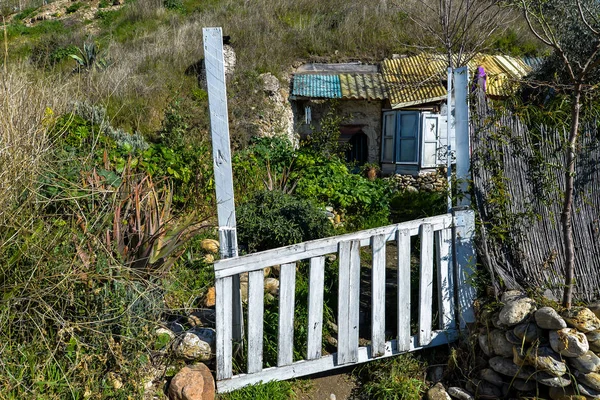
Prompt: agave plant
<box><xmin>69</xmin><ymin>42</ymin><xmax>109</xmax><ymax>72</ymax></box>
<box><xmin>108</xmin><ymin>170</ymin><xmax>210</xmax><ymax>273</ymax></box>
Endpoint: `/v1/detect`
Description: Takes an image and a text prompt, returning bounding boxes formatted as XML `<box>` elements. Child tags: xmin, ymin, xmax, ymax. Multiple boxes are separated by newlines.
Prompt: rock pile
<box><xmin>469</xmin><ymin>291</ymin><xmax>600</xmax><ymax>399</ymax></box>
<box><xmin>388</xmin><ymin>171</ymin><xmax>447</xmax><ymax>193</ymax></box>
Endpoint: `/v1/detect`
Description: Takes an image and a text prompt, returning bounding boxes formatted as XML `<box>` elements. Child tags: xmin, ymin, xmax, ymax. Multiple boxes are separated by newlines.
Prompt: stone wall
<box><xmin>292</xmin><ymin>99</ymin><xmax>383</xmax><ymax>163</ymax></box>
<box><xmin>387</xmin><ymin>171</ymin><xmax>447</xmax><ymax>193</ymax></box>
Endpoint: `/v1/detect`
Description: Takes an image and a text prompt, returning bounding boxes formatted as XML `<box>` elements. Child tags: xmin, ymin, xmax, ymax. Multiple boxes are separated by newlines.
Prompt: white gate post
<box><xmin>453</xmin><ymin>66</ymin><xmax>476</xmax><ymax>329</ymax></box>
<box><xmin>203</xmin><ymin>27</ymin><xmax>244</xmax><ymax>342</ymax></box>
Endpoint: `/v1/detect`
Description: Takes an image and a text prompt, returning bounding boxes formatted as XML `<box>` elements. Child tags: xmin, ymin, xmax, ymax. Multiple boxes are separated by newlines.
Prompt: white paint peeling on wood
<box><xmin>371</xmin><ymin>234</ymin><xmax>386</xmax><ymax>357</ymax></box>
<box><xmin>215</xmin><ymin>214</ymin><xmax>452</xmax><ymax>278</ymax></box>
<box><xmin>204</xmin><ymin>27</ymin><xmax>243</xmax><ymax>341</ymax></box>
<box><xmin>278</xmin><ymin>263</ymin><xmax>296</xmax><ymax>366</ymax></box>
<box><xmin>247</xmin><ymin>270</ymin><xmax>264</xmax><ymax>373</ymax></box>
<box><xmin>419</xmin><ymin>224</ymin><xmax>434</xmax><ymax>346</ymax></box>
<box><xmin>216</xmin><ymin>329</ymin><xmax>459</xmax><ymax>393</ymax></box>
<box><xmin>307</xmin><ymin>257</ymin><xmax>325</xmax><ymax>360</ymax></box>
<box><xmin>337</xmin><ymin>241</ymin><xmax>352</xmax><ymax>364</ymax></box>
<box><xmin>348</xmin><ymin>240</ymin><xmax>361</xmax><ymax>363</ymax></box>
<box><xmin>436</xmin><ymin>228</ymin><xmax>455</xmax><ymax>330</ymax></box>
<box><xmin>396</xmin><ymin>229</ymin><xmax>411</xmax><ymax>352</ymax></box>
<box><xmin>216</xmin><ymin>276</ymin><xmax>233</xmax><ymax>380</ymax></box>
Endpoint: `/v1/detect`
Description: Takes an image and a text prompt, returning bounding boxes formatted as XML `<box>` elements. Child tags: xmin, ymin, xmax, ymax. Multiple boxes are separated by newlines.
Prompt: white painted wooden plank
<box><xmin>204</xmin><ymin>27</ymin><xmax>243</xmax><ymax>342</ymax></box>
<box><xmin>278</xmin><ymin>263</ymin><xmax>296</xmax><ymax>366</ymax></box>
<box><xmin>348</xmin><ymin>240</ymin><xmax>361</xmax><ymax>363</ymax></box>
<box><xmin>307</xmin><ymin>256</ymin><xmax>325</xmax><ymax>360</ymax></box>
<box><xmin>435</xmin><ymin>228</ymin><xmax>455</xmax><ymax>330</ymax></box>
<box><xmin>214</xmin><ymin>214</ymin><xmax>453</xmax><ymax>278</ymax></box>
<box><xmin>216</xmin><ymin>329</ymin><xmax>459</xmax><ymax>393</ymax></box>
<box><xmin>397</xmin><ymin>229</ymin><xmax>411</xmax><ymax>352</ymax></box>
<box><xmin>371</xmin><ymin>234</ymin><xmax>386</xmax><ymax>357</ymax></box>
<box><xmin>419</xmin><ymin>224</ymin><xmax>434</xmax><ymax>346</ymax></box>
<box><xmin>247</xmin><ymin>270</ymin><xmax>264</xmax><ymax>373</ymax></box>
<box><xmin>454</xmin><ymin>210</ymin><xmax>476</xmax><ymax>328</ymax></box>
<box><xmin>337</xmin><ymin>241</ymin><xmax>351</xmax><ymax>365</ymax></box>
<box><xmin>216</xmin><ymin>277</ymin><xmax>233</xmax><ymax>380</ymax></box>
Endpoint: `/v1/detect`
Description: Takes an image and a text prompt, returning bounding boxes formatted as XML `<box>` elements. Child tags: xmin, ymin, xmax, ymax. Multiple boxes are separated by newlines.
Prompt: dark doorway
<box><xmin>341</xmin><ymin>125</ymin><xmax>368</xmax><ymax>164</ymax></box>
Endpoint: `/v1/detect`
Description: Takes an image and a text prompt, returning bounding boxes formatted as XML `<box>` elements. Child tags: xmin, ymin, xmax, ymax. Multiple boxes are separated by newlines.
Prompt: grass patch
<box><xmin>217</xmin><ymin>380</ymin><xmax>295</xmax><ymax>400</ymax></box>
<box><xmin>356</xmin><ymin>354</ymin><xmax>427</xmax><ymax>400</ymax></box>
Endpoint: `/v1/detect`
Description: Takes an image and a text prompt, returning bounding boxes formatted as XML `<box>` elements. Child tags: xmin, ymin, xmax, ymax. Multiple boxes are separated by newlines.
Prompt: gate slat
<box><xmin>371</xmin><ymin>234</ymin><xmax>386</xmax><ymax>357</ymax></box>
<box><xmin>216</xmin><ymin>276</ymin><xmax>233</xmax><ymax>380</ymax></box>
<box><xmin>278</xmin><ymin>263</ymin><xmax>296</xmax><ymax>366</ymax></box>
<box><xmin>419</xmin><ymin>224</ymin><xmax>434</xmax><ymax>346</ymax></box>
<box><xmin>307</xmin><ymin>256</ymin><xmax>325</xmax><ymax>360</ymax></box>
<box><xmin>436</xmin><ymin>228</ymin><xmax>455</xmax><ymax>330</ymax></box>
<box><xmin>397</xmin><ymin>229</ymin><xmax>411</xmax><ymax>352</ymax></box>
<box><xmin>247</xmin><ymin>270</ymin><xmax>264</xmax><ymax>373</ymax></box>
<box><xmin>338</xmin><ymin>240</ymin><xmax>361</xmax><ymax>364</ymax></box>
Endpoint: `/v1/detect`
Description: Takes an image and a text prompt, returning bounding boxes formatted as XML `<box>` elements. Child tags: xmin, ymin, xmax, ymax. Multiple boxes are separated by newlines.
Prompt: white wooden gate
<box><xmin>213</xmin><ymin>211</ymin><xmax>475</xmax><ymax>393</ymax></box>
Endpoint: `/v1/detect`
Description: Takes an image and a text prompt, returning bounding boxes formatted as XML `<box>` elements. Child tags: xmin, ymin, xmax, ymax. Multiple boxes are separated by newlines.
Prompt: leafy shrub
<box><xmin>389</xmin><ymin>190</ymin><xmax>447</xmax><ymax>223</ymax></box>
<box><xmin>237</xmin><ymin>190</ymin><xmax>333</xmax><ymax>252</ymax></box>
<box><xmin>293</xmin><ymin>152</ymin><xmax>391</xmax><ymax>230</ymax></box>
<box><xmin>163</xmin><ymin>0</ymin><xmax>184</xmax><ymax>11</ymax></box>
<box><xmin>66</xmin><ymin>2</ymin><xmax>83</xmax><ymax>13</ymax></box>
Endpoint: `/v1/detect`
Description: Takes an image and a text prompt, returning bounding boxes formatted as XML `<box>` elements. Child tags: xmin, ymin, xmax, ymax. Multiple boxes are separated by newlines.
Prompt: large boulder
<box><xmin>498</xmin><ymin>296</ymin><xmax>536</xmax><ymax>326</ymax></box>
<box><xmin>168</xmin><ymin>363</ymin><xmax>215</xmax><ymax>400</ymax></box>
<box><xmin>550</xmin><ymin>328</ymin><xmax>589</xmax><ymax>358</ymax></box>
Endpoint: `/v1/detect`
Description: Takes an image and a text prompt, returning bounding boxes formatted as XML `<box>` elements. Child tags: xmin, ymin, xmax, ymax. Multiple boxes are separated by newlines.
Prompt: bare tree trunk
<box><xmin>562</xmin><ymin>84</ymin><xmax>582</xmax><ymax>309</ymax></box>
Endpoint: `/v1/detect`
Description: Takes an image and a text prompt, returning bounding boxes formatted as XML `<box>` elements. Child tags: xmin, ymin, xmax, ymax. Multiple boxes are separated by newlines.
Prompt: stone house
<box><xmin>289</xmin><ymin>54</ymin><xmax>531</xmax><ymax>175</ymax></box>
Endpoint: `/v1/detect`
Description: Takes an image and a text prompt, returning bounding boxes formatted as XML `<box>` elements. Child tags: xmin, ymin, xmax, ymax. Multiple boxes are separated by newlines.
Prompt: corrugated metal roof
<box><xmin>382</xmin><ymin>53</ymin><xmax>532</xmax><ymax>108</ymax></box>
<box><xmin>339</xmin><ymin>73</ymin><xmax>387</xmax><ymax>100</ymax></box>
<box><xmin>382</xmin><ymin>54</ymin><xmax>448</xmax><ymax>108</ymax></box>
<box><xmin>292</xmin><ymin>74</ymin><xmax>342</xmax><ymax>98</ymax></box>
<box><xmin>292</xmin><ymin>73</ymin><xmax>386</xmax><ymax>100</ymax></box>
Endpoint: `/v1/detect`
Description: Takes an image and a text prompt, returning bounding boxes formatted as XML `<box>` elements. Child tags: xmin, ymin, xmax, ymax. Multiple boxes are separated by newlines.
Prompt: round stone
<box><xmin>525</xmin><ymin>346</ymin><xmax>567</xmax><ymax>376</ymax></box>
<box><xmin>466</xmin><ymin>379</ymin><xmax>502</xmax><ymax>399</ymax></box>
<box><xmin>574</xmin><ymin>371</ymin><xmax>600</xmax><ymax>391</ymax></box>
<box><xmin>587</xmin><ymin>330</ymin><xmax>600</xmax><ymax>343</ymax></box>
<box><xmin>447</xmin><ymin>387</ymin><xmax>474</xmax><ymax>400</ymax></box>
<box><xmin>478</xmin><ymin>334</ymin><xmax>492</xmax><ymax>357</ymax></box>
<box><xmin>173</xmin><ymin>328</ymin><xmax>215</xmax><ymax>361</ymax></box>
<box><xmin>562</xmin><ymin>307</ymin><xmax>600</xmax><ymax>333</ymax></box>
<box><xmin>506</xmin><ymin>330</ymin><xmax>522</xmax><ymax>345</ymax></box>
<box><xmin>534</xmin><ymin>371</ymin><xmax>571</xmax><ymax>388</ymax></box>
<box><xmin>535</xmin><ymin>307</ymin><xmax>567</xmax><ymax>330</ymax></box>
<box><xmin>590</xmin><ymin>340</ymin><xmax>600</xmax><ymax>353</ymax></box>
<box><xmin>577</xmin><ymin>383</ymin><xmax>600</xmax><ymax>398</ymax></box>
<box><xmin>512</xmin><ymin>378</ymin><xmax>536</xmax><ymax>392</ymax></box>
<box><xmin>501</xmin><ymin>290</ymin><xmax>526</xmax><ymax>303</ymax></box>
<box><xmin>549</xmin><ymin>386</ymin><xmax>588</xmax><ymax>400</ymax></box>
<box><xmin>550</xmin><ymin>328</ymin><xmax>589</xmax><ymax>358</ymax></box>
<box><xmin>490</xmin><ymin>329</ymin><xmax>515</xmax><ymax>358</ymax></box>
<box><xmin>489</xmin><ymin>356</ymin><xmax>536</xmax><ymax>379</ymax></box>
<box><xmin>514</xmin><ymin>322</ymin><xmax>543</xmax><ymax>343</ymax></box>
<box><xmin>568</xmin><ymin>351</ymin><xmax>600</xmax><ymax>374</ymax></box>
<box><xmin>480</xmin><ymin>368</ymin><xmax>504</xmax><ymax>386</ymax></box>
<box><xmin>168</xmin><ymin>363</ymin><xmax>215</xmax><ymax>400</ymax></box>
<box><xmin>499</xmin><ymin>297</ymin><xmax>536</xmax><ymax>326</ymax></box>
<box><xmin>427</xmin><ymin>382</ymin><xmax>451</xmax><ymax>400</ymax></box>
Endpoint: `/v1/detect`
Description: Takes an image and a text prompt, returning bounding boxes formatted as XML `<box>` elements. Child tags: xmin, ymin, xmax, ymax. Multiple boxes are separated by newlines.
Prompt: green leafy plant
<box><xmin>356</xmin><ymin>354</ymin><xmax>427</xmax><ymax>400</ymax></box>
<box><xmin>66</xmin><ymin>2</ymin><xmax>83</xmax><ymax>14</ymax></box>
<box><xmin>69</xmin><ymin>42</ymin><xmax>109</xmax><ymax>71</ymax></box>
<box><xmin>237</xmin><ymin>190</ymin><xmax>333</xmax><ymax>252</ymax></box>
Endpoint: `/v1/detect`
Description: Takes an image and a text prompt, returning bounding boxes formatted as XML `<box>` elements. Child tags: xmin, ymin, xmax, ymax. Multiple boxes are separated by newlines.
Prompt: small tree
<box><xmin>510</xmin><ymin>0</ymin><xmax>600</xmax><ymax>308</ymax></box>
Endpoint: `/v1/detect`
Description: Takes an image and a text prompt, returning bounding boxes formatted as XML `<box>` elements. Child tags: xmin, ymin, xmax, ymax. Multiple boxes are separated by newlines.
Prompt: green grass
<box><xmin>356</xmin><ymin>354</ymin><xmax>427</xmax><ymax>400</ymax></box>
<box><xmin>217</xmin><ymin>380</ymin><xmax>295</xmax><ymax>400</ymax></box>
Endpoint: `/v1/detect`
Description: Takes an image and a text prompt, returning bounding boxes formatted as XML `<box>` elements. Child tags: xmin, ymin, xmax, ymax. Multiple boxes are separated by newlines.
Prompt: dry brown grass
<box><xmin>0</xmin><ymin>66</ymin><xmax>70</xmax><ymax>223</ymax></box>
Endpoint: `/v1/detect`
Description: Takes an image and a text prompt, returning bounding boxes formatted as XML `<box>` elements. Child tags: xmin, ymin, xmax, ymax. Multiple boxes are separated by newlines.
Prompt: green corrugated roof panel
<box><xmin>292</xmin><ymin>74</ymin><xmax>342</xmax><ymax>98</ymax></box>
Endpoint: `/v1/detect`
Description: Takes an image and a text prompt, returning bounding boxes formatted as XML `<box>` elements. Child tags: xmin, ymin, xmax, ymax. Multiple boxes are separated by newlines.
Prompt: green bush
<box><xmin>389</xmin><ymin>190</ymin><xmax>447</xmax><ymax>223</ymax></box>
<box><xmin>237</xmin><ymin>190</ymin><xmax>334</xmax><ymax>252</ymax></box>
<box><xmin>293</xmin><ymin>152</ymin><xmax>391</xmax><ymax>230</ymax></box>
<box><xmin>66</xmin><ymin>2</ymin><xmax>83</xmax><ymax>14</ymax></box>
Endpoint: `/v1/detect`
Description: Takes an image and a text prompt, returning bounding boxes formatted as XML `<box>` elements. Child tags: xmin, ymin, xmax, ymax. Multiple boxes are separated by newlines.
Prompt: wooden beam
<box><xmin>307</xmin><ymin>257</ymin><xmax>325</xmax><ymax>360</ymax></box>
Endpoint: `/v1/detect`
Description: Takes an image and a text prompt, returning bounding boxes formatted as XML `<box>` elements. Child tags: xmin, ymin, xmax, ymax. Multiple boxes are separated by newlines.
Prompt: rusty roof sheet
<box><xmin>382</xmin><ymin>53</ymin><xmax>532</xmax><ymax>108</ymax></box>
<box><xmin>339</xmin><ymin>73</ymin><xmax>387</xmax><ymax>100</ymax></box>
<box><xmin>292</xmin><ymin>74</ymin><xmax>342</xmax><ymax>98</ymax></box>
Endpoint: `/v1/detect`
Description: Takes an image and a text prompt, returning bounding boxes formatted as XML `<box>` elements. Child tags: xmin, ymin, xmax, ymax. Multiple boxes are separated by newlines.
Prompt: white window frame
<box><xmin>420</xmin><ymin>113</ymin><xmax>440</xmax><ymax>168</ymax></box>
